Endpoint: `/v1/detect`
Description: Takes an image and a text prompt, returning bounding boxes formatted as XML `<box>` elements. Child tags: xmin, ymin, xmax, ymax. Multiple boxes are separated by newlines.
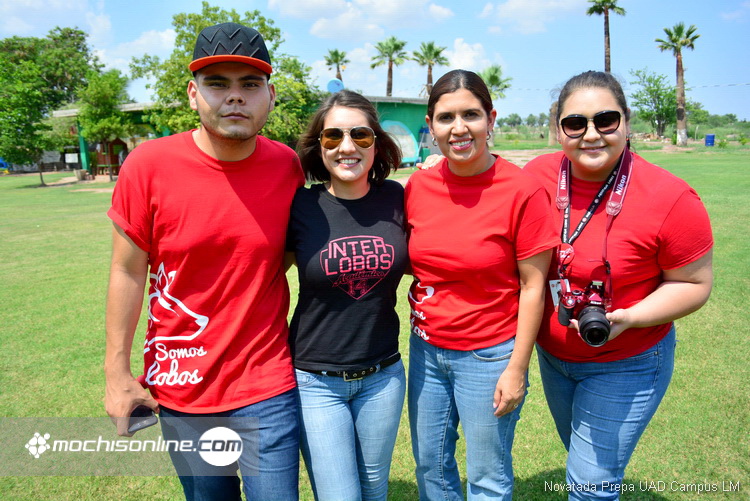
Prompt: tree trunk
<box><xmin>604</xmin><ymin>11</ymin><xmax>611</xmax><ymax>72</ymax></box>
<box><xmin>38</xmin><ymin>168</ymin><xmax>46</xmax><ymax>187</ymax></box>
<box><xmin>106</xmin><ymin>141</ymin><xmax>114</xmax><ymax>182</ymax></box>
<box><xmin>548</xmin><ymin>102</ymin><xmax>558</xmax><ymax>147</ymax></box>
<box><xmin>336</xmin><ymin>66</ymin><xmax>342</xmax><ymax>82</ymax></box>
<box><xmin>675</xmin><ymin>51</ymin><xmax>688</xmax><ymax>146</ymax></box>
<box><xmin>426</xmin><ymin>65</ymin><xmax>433</xmax><ymax>96</ymax></box>
<box><xmin>386</xmin><ymin>61</ymin><xmax>393</xmax><ymax>97</ymax></box>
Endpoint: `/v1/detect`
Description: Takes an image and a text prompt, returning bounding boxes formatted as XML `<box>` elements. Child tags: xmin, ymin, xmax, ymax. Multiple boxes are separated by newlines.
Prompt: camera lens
<box><xmin>578</xmin><ymin>305</ymin><xmax>610</xmax><ymax>347</ymax></box>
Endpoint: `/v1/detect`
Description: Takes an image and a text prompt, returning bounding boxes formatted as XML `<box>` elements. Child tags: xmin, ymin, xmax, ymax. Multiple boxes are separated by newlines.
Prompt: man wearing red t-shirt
<box><xmin>104</xmin><ymin>23</ymin><xmax>304</xmax><ymax>500</ymax></box>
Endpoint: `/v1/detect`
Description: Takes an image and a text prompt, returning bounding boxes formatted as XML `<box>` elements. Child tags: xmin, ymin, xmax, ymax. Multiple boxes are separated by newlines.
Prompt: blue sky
<box><xmin>2</xmin><ymin>0</ymin><xmax>749</xmax><ymax>120</ymax></box>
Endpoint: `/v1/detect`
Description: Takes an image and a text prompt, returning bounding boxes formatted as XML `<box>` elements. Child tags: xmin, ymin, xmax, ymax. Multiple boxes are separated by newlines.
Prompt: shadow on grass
<box><xmin>388</xmin><ymin>470</ymin><xmax>674</xmax><ymax>500</ymax></box>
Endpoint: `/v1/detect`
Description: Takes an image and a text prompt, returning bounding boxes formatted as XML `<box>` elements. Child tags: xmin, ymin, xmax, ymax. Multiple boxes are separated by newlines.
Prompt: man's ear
<box><xmin>187</xmin><ymin>80</ymin><xmax>198</xmax><ymax>111</ymax></box>
<box><xmin>268</xmin><ymin>83</ymin><xmax>276</xmax><ymax>113</ymax></box>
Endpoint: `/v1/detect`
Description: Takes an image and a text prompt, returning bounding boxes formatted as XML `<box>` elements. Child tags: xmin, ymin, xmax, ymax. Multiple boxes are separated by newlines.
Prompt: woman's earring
<box><xmin>431</xmin><ymin>137</ymin><xmax>438</xmax><ymax>146</ymax></box>
<box><xmin>486</xmin><ymin>130</ymin><xmax>493</xmax><ymax>145</ymax></box>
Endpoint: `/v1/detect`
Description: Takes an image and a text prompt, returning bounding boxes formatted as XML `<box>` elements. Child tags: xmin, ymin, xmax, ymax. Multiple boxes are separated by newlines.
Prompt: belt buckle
<box><xmin>343</xmin><ymin>370</ymin><xmax>364</xmax><ymax>382</ymax></box>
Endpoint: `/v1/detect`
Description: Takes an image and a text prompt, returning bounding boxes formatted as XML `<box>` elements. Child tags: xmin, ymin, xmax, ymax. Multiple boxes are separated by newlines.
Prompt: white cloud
<box><xmin>428</xmin><ymin>4</ymin><xmax>454</xmax><ymax>21</ymax></box>
<box><xmin>268</xmin><ymin>0</ymin><xmax>348</xmax><ymax>18</ymax></box>
<box><xmin>445</xmin><ymin>38</ymin><xmax>490</xmax><ymax>71</ymax></box>
<box><xmin>309</xmin><ymin>5</ymin><xmax>384</xmax><ymax>40</ymax></box>
<box><xmin>283</xmin><ymin>0</ymin><xmax>449</xmax><ymax>41</ymax></box>
<box><xmin>479</xmin><ymin>3</ymin><xmax>494</xmax><ymax>18</ymax></box>
<box><xmin>0</xmin><ymin>15</ymin><xmax>34</xmax><ymax>34</ymax></box>
<box><xmin>720</xmin><ymin>1</ymin><xmax>750</xmax><ymax>21</ymax></box>
<box><xmin>85</xmin><ymin>11</ymin><xmax>112</xmax><ymax>47</ymax></box>
<box><xmin>96</xmin><ymin>29</ymin><xmax>176</xmax><ymax>72</ymax></box>
<box><xmin>489</xmin><ymin>0</ymin><xmax>585</xmax><ymax>34</ymax></box>
<box><xmin>0</xmin><ymin>0</ymin><xmax>88</xmax><ymax>36</ymax></box>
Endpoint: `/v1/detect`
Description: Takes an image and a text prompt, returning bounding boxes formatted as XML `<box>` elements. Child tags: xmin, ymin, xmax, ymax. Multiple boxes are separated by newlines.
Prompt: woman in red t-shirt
<box><xmin>405</xmin><ymin>69</ymin><xmax>558</xmax><ymax>500</ymax></box>
<box><xmin>524</xmin><ymin>71</ymin><xmax>713</xmax><ymax>498</ymax></box>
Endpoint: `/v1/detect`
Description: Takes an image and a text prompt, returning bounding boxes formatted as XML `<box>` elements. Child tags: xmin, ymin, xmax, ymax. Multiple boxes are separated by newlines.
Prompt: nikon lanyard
<box><xmin>555</xmin><ymin>144</ymin><xmax>634</xmax><ymax>303</ymax></box>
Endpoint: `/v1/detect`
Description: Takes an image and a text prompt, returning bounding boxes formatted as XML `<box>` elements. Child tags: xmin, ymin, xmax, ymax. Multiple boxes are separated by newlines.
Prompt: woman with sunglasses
<box><xmin>524</xmin><ymin>71</ymin><xmax>713</xmax><ymax>498</ymax></box>
<box><xmin>286</xmin><ymin>89</ymin><xmax>407</xmax><ymax>501</ymax></box>
<box><xmin>406</xmin><ymin>69</ymin><xmax>558</xmax><ymax>500</ymax></box>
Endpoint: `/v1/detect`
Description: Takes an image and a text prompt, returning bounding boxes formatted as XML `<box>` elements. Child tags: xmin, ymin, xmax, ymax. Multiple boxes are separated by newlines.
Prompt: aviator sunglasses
<box><xmin>560</xmin><ymin>110</ymin><xmax>621</xmax><ymax>139</ymax></box>
<box><xmin>319</xmin><ymin>126</ymin><xmax>376</xmax><ymax>150</ymax></box>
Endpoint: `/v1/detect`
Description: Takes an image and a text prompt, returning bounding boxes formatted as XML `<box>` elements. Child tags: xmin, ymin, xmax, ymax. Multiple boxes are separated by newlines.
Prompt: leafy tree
<box><xmin>264</xmin><ymin>57</ymin><xmax>324</xmax><ymax>146</ymax></box>
<box><xmin>370</xmin><ymin>36</ymin><xmax>408</xmax><ymax>97</ymax></box>
<box><xmin>538</xmin><ymin>112</ymin><xmax>549</xmax><ymax>127</ymax></box>
<box><xmin>656</xmin><ymin>22</ymin><xmax>700</xmax><ymax>146</ymax></box>
<box><xmin>496</xmin><ymin>117</ymin><xmax>507</xmax><ymax>128</ymax></box>
<box><xmin>77</xmin><ymin>69</ymin><xmax>136</xmax><ymax>181</ymax></box>
<box><xmin>586</xmin><ymin>0</ymin><xmax>626</xmax><ymax>73</ymax></box>
<box><xmin>411</xmin><ymin>41</ymin><xmax>448</xmax><ymax>96</ymax></box>
<box><xmin>479</xmin><ymin>65</ymin><xmax>512</xmax><ymax>100</ymax></box>
<box><xmin>0</xmin><ymin>27</ymin><xmax>97</xmax><ymax>184</ymax></box>
<box><xmin>324</xmin><ymin>49</ymin><xmax>349</xmax><ymax>83</ymax></box>
<box><xmin>130</xmin><ymin>1</ymin><xmax>318</xmax><ymax>140</ymax></box>
<box><xmin>686</xmin><ymin>101</ymin><xmax>709</xmax><ymax>126</ymax></box>
<box><xmin>506</xmin><ymin>113</ymin><xmax>523</xmax><ymax>128</ymax></box>
<box><xmin>629</xmin><ymin>68</ymin><xmax>676</xmax><ymax>137</ymax></box>
<box><xmin>525</xmin><ymin>114</ymin><xmax>538</xmax><ymax>127</ymax></box>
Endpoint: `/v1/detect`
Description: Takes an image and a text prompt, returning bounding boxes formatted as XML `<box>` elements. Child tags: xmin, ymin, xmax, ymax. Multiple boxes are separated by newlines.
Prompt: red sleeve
<box><xmin>514</xmin><ymin>185</ymin><xmax>560</xmax><ymax>261</ymax></box>
<box><xmin>107</xmin><ymin>150</ymin><xmax>152</xmax><ymax>253</ymax></box>
<box><xmin>657</xmin><ymin>188</ymin><xmax>713</xmax><ymax>270</ymax></box>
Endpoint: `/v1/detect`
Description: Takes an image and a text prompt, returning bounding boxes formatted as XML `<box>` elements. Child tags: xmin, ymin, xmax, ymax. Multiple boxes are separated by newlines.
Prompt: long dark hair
<box><xmin>297</xmin><ymin>90</ymin><xmax>401</xmax><ymax>185</ymax></box>
<box><xmin>427</xmin><ymin>69</ymin><xmax>494</xmax><ymax>120</ymax></box>
<box><xmin>555</xmin><ymin>71</ymin><xmax>630</xmax><ymax>122</ymax></box>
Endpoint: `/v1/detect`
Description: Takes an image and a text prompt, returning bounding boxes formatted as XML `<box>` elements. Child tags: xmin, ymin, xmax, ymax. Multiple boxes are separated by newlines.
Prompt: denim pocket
<box><xmin>470</xmin><ymin>339</ymin><xmax>515</xmax><ymax>362</ymax></box>
<box><xmin>620</xmin><ymin>348</ymin><xmax>659</xmax><ymax>363</ymax></box>
<box><xmin>294</xmin><ymin>369</ymin><xmax>319</xmax><ymax>389</ymax></box>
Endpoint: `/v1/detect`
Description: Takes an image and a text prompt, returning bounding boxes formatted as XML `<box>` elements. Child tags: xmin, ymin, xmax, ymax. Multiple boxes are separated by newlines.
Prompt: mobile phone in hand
<box><xmin>127</xmin><ymin>405</ymin><xmax>158</xmax><ymax>434</ymax></box>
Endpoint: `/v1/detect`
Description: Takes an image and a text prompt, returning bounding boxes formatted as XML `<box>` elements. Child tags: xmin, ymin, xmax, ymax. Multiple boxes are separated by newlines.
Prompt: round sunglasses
<box><xmin>560</xmin><ymin>110</ymin><xmax>621</xmax><ymax>139</ymax></box>
<box><xmin>319</xmin><ymin>126</ymin><xmax>376</xmax><ymax>150</ymax></box>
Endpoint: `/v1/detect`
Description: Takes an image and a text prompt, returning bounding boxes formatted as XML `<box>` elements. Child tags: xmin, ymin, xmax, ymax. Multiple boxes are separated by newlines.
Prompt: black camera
<box><xmin>558</xmin><ymin>280</ymin><xmax>610</xmax><ymax>347</ymax></box>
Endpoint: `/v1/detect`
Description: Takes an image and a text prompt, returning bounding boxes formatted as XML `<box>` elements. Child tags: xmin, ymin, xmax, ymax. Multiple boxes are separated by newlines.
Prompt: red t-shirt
<box><xmin>108</xmin><ymin>132</ymin><xmax>304</xmax><ymax>412</ymax></box>
<box><xmin>524</xmin><ymin>151</ymin><xmax>713</xmax><ymax>362</ymax></box>
<box><xmin>405</xmin><ymin>155</ymin><xmax>559</xmax><ymax>351</ymax></box>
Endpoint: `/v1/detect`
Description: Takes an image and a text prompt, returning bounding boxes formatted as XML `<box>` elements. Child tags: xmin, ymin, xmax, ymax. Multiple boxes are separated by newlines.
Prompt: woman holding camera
<box><xmin>286</xmin><ymin>90</ymin><xmax>407</xmax><ymax>501</ymax></box>
<box><xmin>406</xmin><ymin>69</ymin><xmax>558</xmax><ymax>500</ymax></box>
<box><xmin>524</xmin><ymin>71</ymin><xmax>713</xmax><ymax>499</ymax></box>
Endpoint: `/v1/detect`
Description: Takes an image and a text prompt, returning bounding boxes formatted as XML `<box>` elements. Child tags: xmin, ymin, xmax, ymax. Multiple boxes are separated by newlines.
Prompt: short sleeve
<box><xmin>107</xmin><ymin>155</ymin><xmax>152</xmax><ymax>252</ymax></box>
<box><xmin>515</xmin><ymin>185</ymin><xmax>560</xmax><ymax>260</ymax></box>
<box><xmin>657</xmin><ymin>188</ymin><xmax>713</xmax><ymax>270</ymax></box>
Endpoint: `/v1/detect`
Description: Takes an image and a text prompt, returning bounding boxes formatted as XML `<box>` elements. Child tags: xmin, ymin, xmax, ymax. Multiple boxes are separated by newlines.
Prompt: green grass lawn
<box><xmin>0</xmin><ymin>145</ymin><xmax>748</xmax><ymax>499</ymax></box>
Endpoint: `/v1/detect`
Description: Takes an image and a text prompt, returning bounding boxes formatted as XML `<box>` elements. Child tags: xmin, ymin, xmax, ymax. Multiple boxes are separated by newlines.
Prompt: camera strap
<box><xmin>555</xmin><ymin>142</ymin><xmax>634</xmax><ymax>304</ymax></box>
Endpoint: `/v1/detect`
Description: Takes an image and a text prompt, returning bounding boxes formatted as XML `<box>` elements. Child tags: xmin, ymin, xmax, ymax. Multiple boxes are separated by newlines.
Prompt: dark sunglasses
<box><xmin>319</xmin><ymin>126</ymin><xmax>376</xmax><ymax>150</ymax></box>
<box><xmin>560</xmin><ymin>110</ymin><xmax>621</xmax><ymax>138</ymax></box>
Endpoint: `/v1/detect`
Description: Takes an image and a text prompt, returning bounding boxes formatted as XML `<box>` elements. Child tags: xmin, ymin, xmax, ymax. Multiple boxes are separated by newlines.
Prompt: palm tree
<box><xmin>411</xmin><ymin>41</ymin><xmax>448</xmax><ymax>96</ymax></box>
<box><xmin>324</xmin><ymin>49</ymin><xmax>349</xmax><ymax>83</ymax></box>
<box><xmin>370</xmin><ymin>36</ymin><xmax>408</xmax><ymax>97</ymax></box>
<box><xmin>586</xmin><ymin>0</ymin><xmax>626</xmax><ymax>73</ymax></box>
<box><xmin>656</xmin><ymin>22</ymin><xmax>700</xmax><ymax>146</ymax></box>
<box><xmin>479</xmin><ymin>65</ymin><xmax>512</xmax><ymax>100</ymax></box>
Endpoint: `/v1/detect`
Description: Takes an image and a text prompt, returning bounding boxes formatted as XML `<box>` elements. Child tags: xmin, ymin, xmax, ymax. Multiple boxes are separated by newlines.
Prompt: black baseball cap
<box><xmin>189</xmin><ymin>22</ymin><xmax>273</xmax><ymax>75</ymax></box>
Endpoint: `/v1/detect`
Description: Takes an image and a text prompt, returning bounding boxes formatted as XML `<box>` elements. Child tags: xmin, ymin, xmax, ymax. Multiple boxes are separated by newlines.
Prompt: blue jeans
<box><xmin>537</xmin><ymin>327</ymin><xmax>676</xmax><ymax>500</ymax></box>
<box><xmin>295</xmin><ymin>360</ymin><xmax>406</xmax><ymax>501</ymax></box>
<box><xmin>159</xmin><ymin>388</ymin><xmax>300</xmax><ymax>501</ymax></box>
<box><xmin>408</xmin><ymin>335</ymin><xmax>525</xmax><ymax>501</ymax></box>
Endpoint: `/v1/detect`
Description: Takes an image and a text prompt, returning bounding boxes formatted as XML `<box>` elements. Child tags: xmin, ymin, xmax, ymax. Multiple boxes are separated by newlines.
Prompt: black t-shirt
<box><xmin>286</xmin><ymin>181</ymin><xmax>408</xmax><ymax>371</ymax></box>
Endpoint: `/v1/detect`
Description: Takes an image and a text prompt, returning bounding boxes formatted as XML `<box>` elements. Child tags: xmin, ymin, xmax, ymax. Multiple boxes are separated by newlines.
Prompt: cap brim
<box><xmin>189</xmin><ymin>55</ymin><xmax>273</xmax><ymax>75</ymax></box>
